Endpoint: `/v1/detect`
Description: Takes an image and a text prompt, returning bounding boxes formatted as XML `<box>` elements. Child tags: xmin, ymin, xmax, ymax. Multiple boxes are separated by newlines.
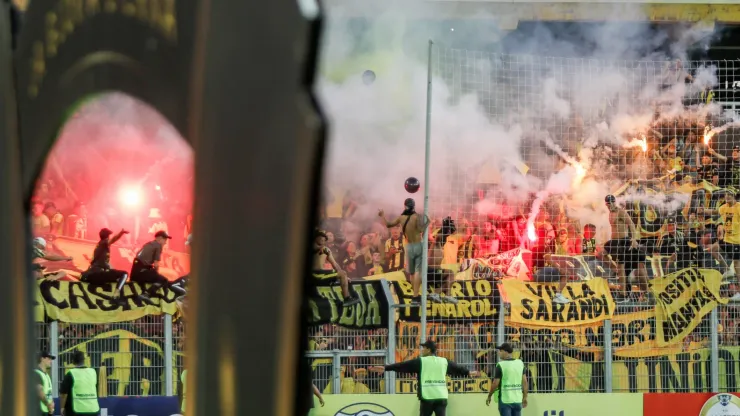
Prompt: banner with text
<box><xmin>502</xmin><ymin>278</ymin><xmax>615</xmax><ymax>327</ymax></box>
<box><xmin>308</xmin><ymin>280</ymin><xmax>390</xmax><ymax>329</ymax></box>
<box><xmin>60</xmin><ymin>329</ymin><xmax>172</xmax><ymax>397</ymax></box>
<box><xmin>35</xmin><ymin>280</ymin><xmax>181</xmax><ymax>323</ymax></box>
<box><xmin>459</xmin><ymin>248</ymin><xmax>532</xmax><ymax>280</ymax></box>
<box><xmin>649</xmin><ymin>268</ymin><xmax>727</xmax><ymax>346</ymax></box>
<box><xmin>395</xmin><ymin>309</ymin><xmax>680</xmax><ymax>364</ymax></box>
<box><xmin>391</xmin><ymin>279</ymin><xmax>499</xmax><ymax>323</ymax></box>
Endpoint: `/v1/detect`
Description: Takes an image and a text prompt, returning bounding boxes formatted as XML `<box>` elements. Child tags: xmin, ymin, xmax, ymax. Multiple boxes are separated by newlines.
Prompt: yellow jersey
<box><xmin>719</xmin><ymin>203</ymin><xmax>740</xmax><ymax>244</ymax></box>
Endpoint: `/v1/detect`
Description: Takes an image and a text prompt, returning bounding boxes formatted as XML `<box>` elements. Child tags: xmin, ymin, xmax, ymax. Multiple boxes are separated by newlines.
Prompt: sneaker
<box><xmin>723</xmin><ymin>270</ymin><xmax>736</xmax><ymax>281</ymax></box>
<box><xmin>552</xmin><ymin>293</ymin><xmax>571</xmax><ymax>304</ymax></box>
<box><xmin>615</xmin><ymin>294</ymin><xmax>631</xmax><ymax>304</ymax></box>
<box><xmin>442</xmin><ymin>294</ymin><xmax>459</xmax><ymax>304</ymax></box>
<box><xmin>343</xmin><ymin>296</ymin><xmax>361</xmax><ymax>306</ymax></box>
<box><xmin>428</xmin><ymin>293</ymin><xmax>442</xmax><ymax>303</ymax></box>
<box><xmin>729</xmin><ymin>293</ymin><xmax>740</xmax><ymax>302</ymax></box>
<box><xmin>409</xmin><ymin>296</ymin><xmax>422</xmax><ymax>306</ymax></box>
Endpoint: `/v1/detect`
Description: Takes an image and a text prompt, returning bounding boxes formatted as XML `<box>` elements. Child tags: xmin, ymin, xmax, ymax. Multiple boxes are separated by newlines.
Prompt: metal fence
<box><xmin>32</xmin><ymin>279</ymin><xmax>737</xmax><ymax>397</ymax></box>
<box><xmin>36</xmin><ymin>314</ymin><xmax>176</xmax><ymax>398</ymax></box>
<box><xmin>305</xmin><ymin>276</ymin><xmax>738</xmax><ymax>395</ymax></box>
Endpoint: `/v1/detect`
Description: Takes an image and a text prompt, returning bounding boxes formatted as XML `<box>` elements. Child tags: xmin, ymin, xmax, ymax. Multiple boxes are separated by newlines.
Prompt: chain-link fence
<box><xmin>38</xmin><ymin>314</ymin><xmax>175</xmax><ymax>398</ymax></box>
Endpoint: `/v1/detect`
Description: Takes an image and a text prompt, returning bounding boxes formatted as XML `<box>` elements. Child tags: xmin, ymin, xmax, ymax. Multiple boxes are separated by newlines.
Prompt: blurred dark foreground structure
<box><xmin>0</xmin><ymin>0</ymin><xmax>325</xmax><ymax>415</ymax></box>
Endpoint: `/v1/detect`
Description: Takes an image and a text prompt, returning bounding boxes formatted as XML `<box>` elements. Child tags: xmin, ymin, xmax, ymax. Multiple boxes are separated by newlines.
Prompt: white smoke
<box><xmin>317</xmin><ymin>1</ymin><xmax>728</xmax><ymax>243</ymax></box>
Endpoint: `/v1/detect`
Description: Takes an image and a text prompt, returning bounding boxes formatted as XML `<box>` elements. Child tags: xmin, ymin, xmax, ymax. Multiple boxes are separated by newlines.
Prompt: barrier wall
<box><xmin>50</xmin><ymin>397</ymin><xmax>181</xmax><ymax>416</ymax></box>
<box><xmin>43</xmin><ymin>392</ymin><xmax>740</xmax><ymax>415</ymax></box>
<box><xmin>644</xmin><ymin>392</ymin><xmax>740</xmax><ymax>416</ymax></box>
<box><xmin>308</xmin><ymin>393</ymin><xmax>643</xmax><ymax>416</ymax></box>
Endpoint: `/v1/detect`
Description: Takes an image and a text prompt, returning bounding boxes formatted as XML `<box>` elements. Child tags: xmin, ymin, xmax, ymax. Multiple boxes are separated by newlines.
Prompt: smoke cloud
<box><xmin>317</xmin><ymin>1</ymin><xmax>729</xmax><ymax>243</ymax></box>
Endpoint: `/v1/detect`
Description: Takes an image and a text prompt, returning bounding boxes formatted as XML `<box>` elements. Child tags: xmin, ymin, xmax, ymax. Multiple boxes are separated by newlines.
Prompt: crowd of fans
<box><xmin>30</xmin><ymin>175</ymin><xmax>193</xmax><ymax>253</ymax></box>
<box><xmin>314</xmin><ymin>76</ymin><xmax>740</xmax><ymax>307</ymax></box>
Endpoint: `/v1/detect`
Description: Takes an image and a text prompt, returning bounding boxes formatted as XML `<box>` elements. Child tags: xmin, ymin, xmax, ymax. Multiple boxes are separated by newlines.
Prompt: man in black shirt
<box><xmin>130</xmin><ymin>231</ymin><xmax>186</xmax><ymax>304</ymax></box>
<box><xmin>81</xmin><ymin>228</ymin><xmax>129</xmax><ymax>303</ymax></box>
<box><xmin>60</xmin><ymin>351</ymin><xmax>99</xmax><ymax>416</ymax></box>
<box><xmin>376</xmin><ymin>340</ymin><xmax>477</xmax><ymax>416</ymax></box>
<box><xmin>697</xmin><ymin>153</ymin><xmax>719</xmax><ymax>183</ymax></box>
<box><xmin>720</xmin><ymin>146</ymin><xmax>740</xmax><ymax>188</ymax></box>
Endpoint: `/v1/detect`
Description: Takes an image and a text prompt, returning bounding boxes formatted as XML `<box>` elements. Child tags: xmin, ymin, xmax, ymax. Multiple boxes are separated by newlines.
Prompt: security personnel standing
<box><xmin>379</xmin><ymin>340</ymin><xmax>477</xmax><ymax>416</ymax></box>
<box><xmin>35</xmin><ymin>351</ymin><xmax>55</xmax><ymax>416</ymax></box>
<box><xmin>60</xmin><ymin>351</ymin><xmax>100</xmax><ymax>416</ymax></box>
<box><xmin>486</xmin><ymin>343</ymin><xmax>528</xmax><ymax>416</ymax></box>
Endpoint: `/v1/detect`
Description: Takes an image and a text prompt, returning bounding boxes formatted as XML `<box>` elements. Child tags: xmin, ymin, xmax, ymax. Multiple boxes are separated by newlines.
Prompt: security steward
<box><xmin>60</xmin><ymin>351</ymin><xmax>100</xmax><ymax>416</ymax></box>
<box><xmin>486</xmin><ymin>343</ymin><xmax>528</xmax><ymax>416</ymax></box>
<box><xmin>35</xmin><ymin>351</ymin><xmax>55</xmax><ymax>416</ymax></box>
<box><xmin>377</xmin><ymin>340</ymin><xmax>477</xmax><ymax>416</ymax></box>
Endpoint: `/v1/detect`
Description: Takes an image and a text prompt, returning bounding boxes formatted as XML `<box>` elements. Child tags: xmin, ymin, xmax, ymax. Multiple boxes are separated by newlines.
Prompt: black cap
<box><xmin>420</xmin><ymin>339</ymin><xmax>437</xmax><ymax>353</ymax></box>
<box><xmin>99</xmin><ymin>228</ymin><xmax>113</xmax><ymax>240</ymax></box>
<box><xmin>605</xmin><ymin>194</ymin><xmax>616</xmax><ymax>204</ymax></box>
<box><xmin>496</xmin><ymin>343</ymin><xmax>514</xmax><ymax>354</ymax></box>
<box><xmin>154</xmin><ymin>231</ymin><xmax>172</xmax><ymax>239</ymax></box>
<box><xmin>39</xmin><ymin>351</ymin><xmax>55</xmax><ymax>360</ymax></box>
<box><xmin>734</xmin><ymin>146</ymin><xmax>739</xmax><ymax>151</ymax></box>
<box><xmin>665</xmin><ymin>217</ymin><xmax>676</xmax><ymax>224</ymax></box>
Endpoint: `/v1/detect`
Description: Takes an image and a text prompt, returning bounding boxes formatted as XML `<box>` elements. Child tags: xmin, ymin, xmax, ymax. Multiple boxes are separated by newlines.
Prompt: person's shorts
<box><xmin>405</xmin><ymin>242</ymin><xmax>424</xmax><ymax>274</ymax></box>
<box><xmin>81</xmin><ymin>268</ymin><xmax>127</xmax><ymax>284</ymax></box>
<box><xmin>534</xmin><ymin>266</ymin><xmax>562</xmax><ymax>283</ymax></box>
<box><xmin>721</xmin><ymin>241</ymin><xmax>740</xmax><ymax>261</ymax></box>
<box><xmin>605</xmin><ymin>238</ymin><xmax>645</xmax><ymax>274</ymax></box>
<box><xmin>427</xmin><ymin>268</ymin><xmax>446</xmax><ymax>288</ymax></box>
<box><xmin>130</xmin><ymin>268</ymin><xmax>168</xmax><ymax>284</ymax></box>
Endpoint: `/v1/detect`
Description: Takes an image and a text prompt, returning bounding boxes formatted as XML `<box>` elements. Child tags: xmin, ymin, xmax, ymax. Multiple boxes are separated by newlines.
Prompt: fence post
<box><xmin>332</xmin><ymin>351</ymin><xmax>341</xmax><ymax>394</ymax></box>
<box><xmin>382</xmin><ymin>280</ymin><xmax>396</xmax><ymax>394</ymax></box>
<box><xmin>50</xmin><ymin>321</ymin><xmax>60</xmax><ymax>397</ymax></box>
<box><xmin>496</xmin><ymin>288</ymin><xmax>505</xmax><ymax>345</ymax></box>
<box><xmin>604</xmin><ymin>319</ymin><xmax>613</xmax><ymax>394</ymax></box>
<box><xmin>710</xmin><ymin>307</ymin><xmax>719</xmax><ymax>393</ymax></box>
<box><xmin>164</xmin><ymin>314</ymin><xmax>174</xmax><ymax>396</ymax></box>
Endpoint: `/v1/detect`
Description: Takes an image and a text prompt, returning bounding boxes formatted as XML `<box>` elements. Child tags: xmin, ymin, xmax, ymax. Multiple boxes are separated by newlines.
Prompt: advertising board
<box><xmin>51</xmin><ymin>397</ymin><xmax>181</xmax><ymax>416</ymax></box>
<box><xmin>309</xmin><ymin>393</ymin><xmax>643</xmax><ymax>416</ymax></box>
<box><xmin>644</xmin><ymin>392</ymin><xmax>740</xmax><ymax>416</ymax></box>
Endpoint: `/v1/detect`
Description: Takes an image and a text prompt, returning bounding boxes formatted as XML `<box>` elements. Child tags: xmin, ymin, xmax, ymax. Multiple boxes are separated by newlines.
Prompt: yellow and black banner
<box><xmin>60</xmin><ymin>329</ymin><xmax>171</xmax><ymax>397</ymax></box>
<box><xmin>502</xmin><ymin>278</ymin><xmax>615</xmax><ymax>327</ymax></box>
<box><xmin>307</xmin><ymin>280</ymin><xmax>390</xmax><ymax>329</ymax></box>
<box><xmin>650</xmin><ymin>268</ymin><xmax>727</xmax><ymax>346</ymax></box>
<box><xmin>391</xmin><ymin>279</ymin><xmax>499</xmax><ymax>323</ymax></box>
<box><xmin>35</xmin><ymin>280</ymin><xmax>180</xmax><ymax>323</ymax></box>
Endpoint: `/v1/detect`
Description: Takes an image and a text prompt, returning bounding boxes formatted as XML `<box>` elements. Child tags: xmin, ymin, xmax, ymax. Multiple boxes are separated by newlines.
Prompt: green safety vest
<box><xmin>181</xmin><ymin>370</ymin><xmax>187</xmax><ymax>412</ymax></box>
<box><xmin>497</xmin><ymin>359</ymin><xmax>525</xmax><ymax>404</ymax></box>
<box><xmin>68</xmin><ymin>367</ymin><xmax>100</xmax><ymax>414</ymax></box>
<box><xmin>419</xmin><ymin>356</ymin><xmax>448</xmax><ymax>400</ymax></box>
<box><xmin>35</xmin><ymin>369</ymin><xmax>52</xmax><ymax>412</ymax></box>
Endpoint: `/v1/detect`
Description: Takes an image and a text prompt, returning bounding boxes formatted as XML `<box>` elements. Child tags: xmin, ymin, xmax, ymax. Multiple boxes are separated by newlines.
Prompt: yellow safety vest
<box><xmin>35</xmin><ymin>369</ymin><xmax>52</xmax><ymax>412</ymax></box>
<box><xmin>68</xmin><ymin>367</ymin><xmax>100</xmax><ymax>414</ymax></box>
<box><xmin>497</xmin><ymin>359</ymin><xmax>525</xmax><ymax>404</ymax></box>
<box><xmin>420</xmin><ymin>356</ymin><xmax>448</xmax><ymax>400</ymax></box>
